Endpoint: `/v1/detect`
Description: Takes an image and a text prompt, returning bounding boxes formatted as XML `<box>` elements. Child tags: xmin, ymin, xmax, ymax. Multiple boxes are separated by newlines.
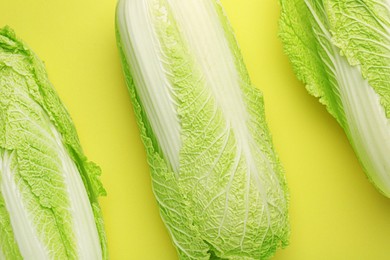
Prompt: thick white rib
<box><xmin>332</xmin><ymin>48</ymin><xmax>390</xmax><ymax>195</ymax></box>
<box><xmin>166</xmin><ymin>0</ymin><xmax>248</xmax><ymax>135</ymax></box>
<box><xmin>50</xmin><ymin>125</ymin><xmax>102</xmax><ymax>260</ymax></box>
<box><xmin>117</xmin><ymin>0</ymin><xmax>181</xmax><ymax>171</ymax></box>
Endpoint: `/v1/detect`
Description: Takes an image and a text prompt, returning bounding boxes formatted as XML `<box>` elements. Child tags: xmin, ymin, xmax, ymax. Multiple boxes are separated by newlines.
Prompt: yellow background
<box><xmin>1</xmin><ymin>0</ymin><xmax>390</xmax><ymax>259</ymax></box>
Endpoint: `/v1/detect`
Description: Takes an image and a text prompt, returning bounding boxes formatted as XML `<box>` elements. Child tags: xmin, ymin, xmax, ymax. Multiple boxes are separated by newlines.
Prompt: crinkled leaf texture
<box><xmin>0</xmin><ymin>27</ymin><xmax>107</xmax><ymax>259</ymax></box>
<box><xmin>280</xmin><ymin>0</ymin><xmax>390</xmax><ymax>197</ymax></box>
<box><xmin>116</xmin><ymin>0</ymin><xmax>289</xmax><ymax>259</ymax></box>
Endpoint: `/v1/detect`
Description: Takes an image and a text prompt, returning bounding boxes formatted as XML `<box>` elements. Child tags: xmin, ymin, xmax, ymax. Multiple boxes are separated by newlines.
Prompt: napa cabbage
<box><xmin>116</xmin><ymin>0</ymin><xmax>289</xmax><ymax>259</ymax></box>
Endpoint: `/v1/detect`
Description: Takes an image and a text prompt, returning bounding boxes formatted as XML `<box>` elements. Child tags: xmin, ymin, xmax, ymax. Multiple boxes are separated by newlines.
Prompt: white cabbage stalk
<box><xmin>280</xmin><ymin>0</ymin><xmax>390</xmax><ymax>196</ymax></box>
<box><xmin>116</xmin><ymin>0</ymin><xmax>289</xmax><ymax>259</ymax></box>
<box><xmin>0</xmin><ymin>27</ymin><xmax>107</xmax><ymax>259</ymax></box>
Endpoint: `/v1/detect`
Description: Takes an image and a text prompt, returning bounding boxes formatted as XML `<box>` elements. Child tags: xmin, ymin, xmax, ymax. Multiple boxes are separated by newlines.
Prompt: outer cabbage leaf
<box><xmin>280</xmin><ymin>0</ymin><xmax>390</xmax><ymax>196</ymax></box>
<box><xmin>116</xmin><ymin>0</ymin><xmax>289</xmax><ymax>259</ymax></box>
